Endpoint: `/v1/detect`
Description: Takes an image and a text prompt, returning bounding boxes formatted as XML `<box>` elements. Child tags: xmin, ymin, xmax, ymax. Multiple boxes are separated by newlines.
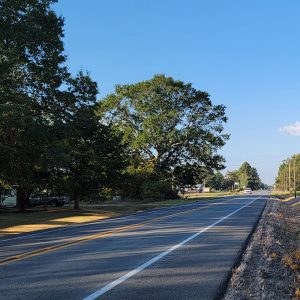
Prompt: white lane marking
<box><xmin>0</xmin><ymin>195</ymin><xmax>256</xmax><ymax>243</ymax></box>
<box><xmin>82</xmin><ymin>196</ymin><xmax>263</xmax><ymax>300</ymax></box>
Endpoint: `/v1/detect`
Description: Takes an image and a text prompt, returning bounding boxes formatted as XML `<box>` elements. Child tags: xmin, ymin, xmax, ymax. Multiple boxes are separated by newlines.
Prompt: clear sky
<box><xmin>54</xmin><ymin>0</ymin><xmax>300</xmax><ymax>185</ymax></box>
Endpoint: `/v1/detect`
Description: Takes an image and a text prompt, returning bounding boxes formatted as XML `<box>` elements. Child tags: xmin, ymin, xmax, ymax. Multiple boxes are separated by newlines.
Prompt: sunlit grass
<box><xmin>183</xmin><ymin>191</ymin><xmax>237</xmax><ymax>199</ymax></box>
<box><xmin>0</xmin><ymin>210</ymin><xmax>118</xmax><ymax>237</ymax></box>
<box><xmin>271</xmin><ymin>190</ymin><xmax>300</xmax><ymax>198</ymax></box>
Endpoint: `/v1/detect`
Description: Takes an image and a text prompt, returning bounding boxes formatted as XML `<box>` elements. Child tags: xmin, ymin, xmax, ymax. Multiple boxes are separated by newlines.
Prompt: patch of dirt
<box><xmin>224</xmin><ymin>197</ymin><xmax>300</xmax><ymax>300</ymax></box>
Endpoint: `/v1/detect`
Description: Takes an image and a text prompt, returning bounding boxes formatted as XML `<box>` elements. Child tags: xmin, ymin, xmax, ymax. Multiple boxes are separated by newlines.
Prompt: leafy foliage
<box><xmin>0</xmin><ymin>0</ymin><xmax>69</xmax><ymax>209</ymax></box>
<box><xmin>207</xmin><ymin>171</ymin><xmax>224</xmax><ymax>191</ymax></box>
<box><xmin>98</xmin><ymin>74</ymin><xmax>229</xmax><ymax>188</ymax></box>
<box><xmin>0</xmin><ymin>1</ymin><xmax>128</xmax><ymax>209</ymax></box>
<box><xmin>275</xmin><ymin>154</ymin><xmax>300</xmax><ymax>191</ymax></box>
<box><xmin>221</xmin><ymin>162</ymin><xmax>262</xmax><ymax>190</ymax></box>
<box><xmin>0</xmin><ymin>2</ymin><xmax>230</xmax><ymax>208</ymax></box>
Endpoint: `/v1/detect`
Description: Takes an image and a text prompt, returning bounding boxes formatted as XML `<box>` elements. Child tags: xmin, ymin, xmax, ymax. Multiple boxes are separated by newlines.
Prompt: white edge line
<box><xmin>0</xmin><ymin>195</ymin><xmax>254</xmax><ymax>243</ymax></box>
<box><xmin>82</xmin><ymin>196</ymin><xmax>263</xmax><ymax>300</ymax></box>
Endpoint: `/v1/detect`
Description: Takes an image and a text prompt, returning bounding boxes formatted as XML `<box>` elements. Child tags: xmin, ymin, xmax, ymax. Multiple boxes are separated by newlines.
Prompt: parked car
<box><xmin>243</xmin><ymin>188</ymin><xmax>252</xmax><ymax>194</ymax></box>
<box><xmin>29</xmin><ymin>193</ymin><xmax>68</xmax><ymax>207</ymax></box>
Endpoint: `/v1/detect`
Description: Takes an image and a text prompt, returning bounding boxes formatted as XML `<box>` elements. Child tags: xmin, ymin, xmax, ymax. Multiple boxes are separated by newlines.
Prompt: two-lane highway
<box><xmin>0</xmin><ymin>193</ymin><xmax>268</xmax><ymax>300</ymax></box>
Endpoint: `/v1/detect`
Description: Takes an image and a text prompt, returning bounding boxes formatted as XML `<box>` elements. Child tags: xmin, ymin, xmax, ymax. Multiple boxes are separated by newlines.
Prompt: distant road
<box><xmin>0</xmin><ymin>192</ymin><xmax>268</xmax><ymax>300</ymax></box>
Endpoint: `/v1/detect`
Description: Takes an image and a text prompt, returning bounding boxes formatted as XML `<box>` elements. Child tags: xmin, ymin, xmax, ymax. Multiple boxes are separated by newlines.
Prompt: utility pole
<box><xmin>286</xmin><ymin>167</ymin><xmax>289</xmax><ymax>192</ymax></box>
<box><xmin>285</xmin><ymin>167</ymin><xmax>288</xmax><ymax>191</ymax></box>
<box><xmin>294</xmin><ymin>156</ymin><xmax>297</xmax><ymax>198</ymax></box>
<box><xmin>289</xmin><ymin>160</ymin><xmax>291</xmax><ymax>192</ymax></box>
<box><xmin>283</xmin><ymin>168</ymin><xmax>286</xmax><ymax>191</ymax></box>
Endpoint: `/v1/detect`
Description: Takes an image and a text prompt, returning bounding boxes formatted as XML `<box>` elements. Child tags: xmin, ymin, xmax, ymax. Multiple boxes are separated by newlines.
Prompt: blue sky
<box><xmin>55</xmin><ymin>0</ymin><xmax>300</xmax><ymax>184</ymax></box>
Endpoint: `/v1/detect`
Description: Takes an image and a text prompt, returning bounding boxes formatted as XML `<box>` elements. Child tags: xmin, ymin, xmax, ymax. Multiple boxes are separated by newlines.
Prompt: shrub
<box><xmin>141</xmin><ymin>181</ymin><xmax>178</xmax><ymax>201</ymax></box>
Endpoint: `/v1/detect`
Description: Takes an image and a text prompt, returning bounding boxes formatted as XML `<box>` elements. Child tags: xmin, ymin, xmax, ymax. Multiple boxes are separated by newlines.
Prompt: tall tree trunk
<box><xmin>17</xmin><ymin>187</ymin><xmax>30</xmax><ymax>211</ymax></box>
<box><xmin>74</xmin><ymin>190</ymin><xmax>80</xmax><ymax>209</ymax></box>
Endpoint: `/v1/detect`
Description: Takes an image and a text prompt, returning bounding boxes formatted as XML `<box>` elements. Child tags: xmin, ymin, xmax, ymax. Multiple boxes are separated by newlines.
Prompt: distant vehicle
<box><xmin>29</xmin><ymin>193</ymin><xmax>70</xmax><ymax>207</ymax></box>
<box><xmin>243</xmin><ymin>188</ymin><xmax>252</xmax><ymax>194</ymax></box>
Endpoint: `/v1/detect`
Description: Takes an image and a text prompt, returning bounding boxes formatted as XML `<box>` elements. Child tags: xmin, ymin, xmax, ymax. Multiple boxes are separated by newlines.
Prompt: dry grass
<box><xmin>183</xmin><ymin>191</ymin><xmax>236</xmax><ymax>199</ymax></box>
<box><xmin>271</xmin><ymin>190</ymin><xmax>300</xmax><ymax>199</ymax></box>
<box><xmin>224</xmin><ymin>197</ymin><xmax>300</xmax><ymax>300</ymax></box>
<box><xmin>0</xmin><ymin>209</ymin><xmax>119</xmax><ymax>237</ymax></box>
<box><xmin>282</xmin><ymin>254</ymin><xmax>298</xmax><ymax>271</ymax></box>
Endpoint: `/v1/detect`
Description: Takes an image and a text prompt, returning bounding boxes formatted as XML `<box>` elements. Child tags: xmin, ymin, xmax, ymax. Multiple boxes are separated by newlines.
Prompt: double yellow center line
<box><xmin>0</xmin><ymin>199</ymin><xmax>230</xmax><ymax>266</ymax></box>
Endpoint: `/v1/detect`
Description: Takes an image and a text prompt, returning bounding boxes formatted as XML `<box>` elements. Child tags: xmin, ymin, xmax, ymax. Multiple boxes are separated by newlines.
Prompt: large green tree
<box><xmin>0</xmin><ymin>0</ymin><xmax>70</xmax><ymax>210</ymax></box>
<box><xmin>97</xmin><ymin>74</ymin><xmax>229</xmax><ymax>187</ymax></box>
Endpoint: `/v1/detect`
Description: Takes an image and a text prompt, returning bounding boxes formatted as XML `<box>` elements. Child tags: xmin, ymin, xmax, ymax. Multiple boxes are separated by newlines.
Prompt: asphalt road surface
<box><xmin>0</xmin><ymin>193</ymin><xmax>268</xmax><ymax>300</ymax></box>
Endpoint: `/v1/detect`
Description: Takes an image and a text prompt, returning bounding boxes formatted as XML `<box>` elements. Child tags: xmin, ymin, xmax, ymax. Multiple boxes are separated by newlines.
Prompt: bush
<box><xmin>141</xmin><ymin>181</ymin><xmax>178</xmax><ymax>201</ymax></box>
<box><xmin>99</xmin><ymin>188</ymin><xmax>114</xmax><ymax>202</ymax></box>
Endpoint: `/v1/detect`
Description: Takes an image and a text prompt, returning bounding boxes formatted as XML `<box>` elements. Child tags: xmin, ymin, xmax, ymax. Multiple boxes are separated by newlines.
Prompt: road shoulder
<box><xmin>223</xmin><ymin>197</ymin><xmax>300</xmax><ymax>299</ymax></box>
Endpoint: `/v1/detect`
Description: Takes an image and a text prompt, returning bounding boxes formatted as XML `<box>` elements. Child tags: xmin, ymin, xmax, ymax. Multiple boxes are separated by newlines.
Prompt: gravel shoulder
<box><xmin>224</xmin><ymin>196</ymin><xmax>300</xmax><ymax>299</ymax></box>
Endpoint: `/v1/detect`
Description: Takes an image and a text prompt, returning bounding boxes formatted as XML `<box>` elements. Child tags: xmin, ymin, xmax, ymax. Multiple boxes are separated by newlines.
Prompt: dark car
<box><xmin>29</xmin><ymin>193</ymin><xmax>66</xmax><ymax>207</ymax></box>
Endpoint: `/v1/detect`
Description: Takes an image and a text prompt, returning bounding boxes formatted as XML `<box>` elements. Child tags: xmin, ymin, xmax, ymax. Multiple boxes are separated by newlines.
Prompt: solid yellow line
<box><xmin>0</xmin><ymin>198</ymin><xmax>231</xmax><ymax>266</ymax></box>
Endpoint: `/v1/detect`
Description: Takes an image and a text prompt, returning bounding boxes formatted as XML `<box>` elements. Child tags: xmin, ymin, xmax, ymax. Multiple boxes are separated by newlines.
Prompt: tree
<box><xmin>275</xmin><ymin>154</ymin><xmax>300</xmax><ymax>191</ymax></box>
<box><xmin>222</xmin><ymin>170</ymin><xmax>239</xmax><ymax>190</ymax></box>
<box><xmin>238</xmin><ymin>162</ymin><xmax>261</xmax><ymax>190</ymax></box>
<box><xmin>64</xmin><ymin>72</ymin><xmax>127</xmax><ymax>209</ymax></box>
<box><xmin>207</xmin><ymin>171</ymin><xmax>224</xmax><ymax>191</ymax></box>
<box><xmin>0</xmin><ymin>0</ymin><xmax>70</xmax><ymax>210</ymax></box>
<box><xmin>238</xmin><ymin>162</ymin><xmax>252</xmax><ymax>188</ymax></box>
<box><xmin>248</xmin><ymin>167</ymin><xmax>261</xmax><ymax>190</ymax></box>
<box><xmin>97</xmin><ymin>74</ymin><xmax>229</xmax><ymax>186</ymax></box>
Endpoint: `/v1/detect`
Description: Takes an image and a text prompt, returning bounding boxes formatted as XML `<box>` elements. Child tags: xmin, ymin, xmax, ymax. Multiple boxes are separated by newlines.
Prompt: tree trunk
<box><xmin>17</xmin><ymin>187</ymin><xmax>30</xmax><ymax>211</ymax></box>
<box><xmin>74</xmin><ymin>190</ymin><xmax>80</xmax><ymax>209</ymax></box>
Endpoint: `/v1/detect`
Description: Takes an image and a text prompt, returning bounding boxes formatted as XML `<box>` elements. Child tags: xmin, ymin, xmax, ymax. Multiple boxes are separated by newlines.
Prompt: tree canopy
<box><xmin>220</xmin><ymin>162</ymin><xmax>262</xmax><ymax>190</ymax></box>
<box><xmin>0</xmin><ymin>1</ymin><xmax>230</xmax><ymax>208</ymax></box>
<box><xmin>97</xmin><ymin>74</ymin><xmax>229</xmax><ymax>187</ymax></box>
<box><xmin>275</xmin><ymin>154</ymin><xmax>300</xmax><ymax>191</ymax></box>
<box><xmin>0</xmin><ymin>0</ymin><xmax>128</xmax><ymax>210</ymax></box>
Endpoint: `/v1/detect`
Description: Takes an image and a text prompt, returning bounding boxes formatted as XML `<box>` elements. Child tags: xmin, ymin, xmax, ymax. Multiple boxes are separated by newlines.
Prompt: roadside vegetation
<box><xmin>207</xmin><ymin>162</ymin><xmax>266</xmax><ymax>191</ymax></box>
<box><xmin>223</xmin><ymin>156</ymin><xmax>300</xmax><ymax>299</ymax></box>
<box><xmin>272</xmin><ymin>153</ymin><xmax>300</xmax><ymax>198</ymax></box>
<box><xmin>224</xmin><ymin>195</ymin><xmax>300</xmax><ymax>300</ymax></box>
<box><xmin>0</xmin><ymin>1</ymin><xmax>269</xmax><ymax>219</ymax></box>
<box><xmin>0</xmin><ymin>0</ymin><xmax>230</xmax><ymax>212</ymax></box>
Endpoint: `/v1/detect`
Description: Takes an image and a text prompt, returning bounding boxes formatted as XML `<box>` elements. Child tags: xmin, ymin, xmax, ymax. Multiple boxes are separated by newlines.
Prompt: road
<box><xmin>0</xmin><ymin>193</ymin><xmax>268</xmax><ymax>300</ymax></box>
